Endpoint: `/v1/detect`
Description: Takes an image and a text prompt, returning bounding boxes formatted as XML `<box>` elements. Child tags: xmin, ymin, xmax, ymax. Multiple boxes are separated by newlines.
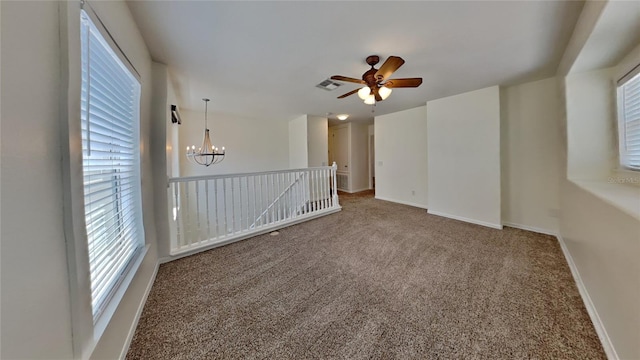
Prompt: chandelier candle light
<box><xmin>186</xmin><ymin>98</ymin><xmax>225</xmax><ymax>166</ymax></box>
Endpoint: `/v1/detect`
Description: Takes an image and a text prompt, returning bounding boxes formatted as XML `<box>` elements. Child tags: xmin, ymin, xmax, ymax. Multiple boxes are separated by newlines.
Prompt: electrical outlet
<box><xmin>378</xmin><ymin>161</ymin><xmax>383</xmax><ymax>166</ymax></box>
<box><xmin>411</xmin><ymin>190</ymin><xmax>416</xmax><ymax>196</ymax></box>
<box><xmin>548</xmin><ymin>208</ymin><xmax>559</xmax><ymax>218</ymax></box>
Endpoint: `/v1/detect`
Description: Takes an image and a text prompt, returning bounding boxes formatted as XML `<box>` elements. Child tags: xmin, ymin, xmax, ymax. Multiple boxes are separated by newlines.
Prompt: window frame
<box><xmin>79</xmin><ymin>8</ymin><xmax>145</xmax><ymax>322</ymax></box>
<box><xmin>616</xmin><ymin>64</ymin><xmax>640</xmax><ymax>172</ymax></box>
<box><xmin>59</xmin><ymin>2</ymin><xmax>149</xmax><ymax>358</ymax></box>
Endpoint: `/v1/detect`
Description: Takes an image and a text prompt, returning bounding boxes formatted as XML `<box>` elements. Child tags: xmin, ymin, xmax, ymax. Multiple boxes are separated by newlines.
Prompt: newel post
<box><xmin>331</xmin><ymin>162</ymin><xmax>339</xmax><ymax>207</ymax></box>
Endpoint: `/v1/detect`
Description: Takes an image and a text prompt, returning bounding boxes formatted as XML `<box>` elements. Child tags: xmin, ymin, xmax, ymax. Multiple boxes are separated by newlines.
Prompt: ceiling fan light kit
<box><xmin>357</xmin><ymin>86</ymin><xmax>371</xmax><ymax>100</ymax></box>
<box><xmin>186</xmin><ymin>98</ymin><xmax>226</xmax><ymax>167</ymax></box>
<box><xmin>378</xmin><ymin>86</ymin><xmax>392</xmax><ymax>100</ymax></box>
<box><xmin>331</xmin><ymin>55</ymin><xmax>422</xmax><ymax>105</ymax></box>
<box><xmin>364</xmin><ymin>95</ymin><xmax>376</xmax><ymax>105</ymax></box>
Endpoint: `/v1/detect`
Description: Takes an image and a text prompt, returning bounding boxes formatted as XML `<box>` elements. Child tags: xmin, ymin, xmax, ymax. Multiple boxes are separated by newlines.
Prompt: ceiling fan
<box><xmin>331</xmin><ymin>55</ymin><xmax>422</xmax><ymax>104</ymax></box>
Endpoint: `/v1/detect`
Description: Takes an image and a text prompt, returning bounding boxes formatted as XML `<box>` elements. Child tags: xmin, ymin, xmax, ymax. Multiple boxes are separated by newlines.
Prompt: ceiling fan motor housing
<box><xmin>366</xmin><ymin>55</ymin><xmax>380</xmax><ymax>67</ymax></box>
<box><xmin>363</xmin><ymin>68</ymin><xmax>380</xmax><ymax>87</ymax></box>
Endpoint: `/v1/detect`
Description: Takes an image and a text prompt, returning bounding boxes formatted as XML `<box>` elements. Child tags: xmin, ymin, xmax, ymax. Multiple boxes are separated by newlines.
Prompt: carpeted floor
<box><xmin>127</xmin><ymin>191</ymin><xmax>605</xmax><ymax>359</ymax></box>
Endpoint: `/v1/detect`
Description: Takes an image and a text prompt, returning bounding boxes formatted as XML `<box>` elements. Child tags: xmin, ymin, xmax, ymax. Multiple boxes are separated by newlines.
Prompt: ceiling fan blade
<box><xmin>337</xmin><ymin>88</ymin><xmax>360</xmax><ymax>99</ymax></box>
<box><xmin>331</xmin><ymin>75</ymin><xmax>365</xmax><ymax>84</ymax></box>
<box><xmin>375</xmin><ymin>56</ymin><xmax>405</xmax><ymax>81</ymax></box>
<box><xmin>385</xmin><ymin>78</ymin><xmax>423</xmax><ymax>88</ymax></box>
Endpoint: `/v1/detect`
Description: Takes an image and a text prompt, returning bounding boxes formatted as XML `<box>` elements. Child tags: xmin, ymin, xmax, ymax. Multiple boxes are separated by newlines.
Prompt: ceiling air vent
<box><xmin>316</xmin><ymin>79</ymin><xmax>342</xmax><ymax>91</ymax></box>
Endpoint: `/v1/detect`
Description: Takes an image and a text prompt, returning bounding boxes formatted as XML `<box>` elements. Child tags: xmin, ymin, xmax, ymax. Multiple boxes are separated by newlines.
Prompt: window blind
<box><xmin>80</xmin><ymin>10</ymin><xmax>144</xmax><ymax>320</ymax></box>
<box><xmin>619</xmin><ymin>70</ymin><xmax>640</xmax><ymax>170</ymax></box>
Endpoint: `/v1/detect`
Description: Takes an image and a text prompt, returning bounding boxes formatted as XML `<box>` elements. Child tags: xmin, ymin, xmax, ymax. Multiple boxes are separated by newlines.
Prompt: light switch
<box><xmin>378</xmin><ymin>161</ymin><xmax>383</xmax><ymax>166</ymax></box>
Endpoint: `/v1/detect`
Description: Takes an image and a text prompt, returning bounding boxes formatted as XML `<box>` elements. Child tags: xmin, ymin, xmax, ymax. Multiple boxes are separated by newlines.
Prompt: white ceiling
<box><xmin>127</xmin><ymin>0</ymin><xmax>584</xmax><ymax>124</ymax></box>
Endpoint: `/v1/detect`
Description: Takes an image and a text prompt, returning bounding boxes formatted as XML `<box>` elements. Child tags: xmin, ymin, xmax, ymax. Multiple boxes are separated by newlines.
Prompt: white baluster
<box><xmin>332</xmin><ymin>162</ymin><xmax>339</xmax><ymax>207</ymax></box>
<box><xmin>184</xmin><ymin>181</ymin><xmax>191</xmax><ymax>247</ymax></box>
<box><xmin>245</xmin><ymin>176</ymin><xmax>249</xmax><ymax>231</ymax></box>
<box><xmin>313</xmin><ymin>170</ymin><xmax>318</xmax><ymax>211</ymax></box>
<box><xmin>173</xmin><ymin>182</ymin><xmax>181</xmax><ymax>247</ymax></box>
<box><xmin>322</xmin><ymin>168</ymin><xmax>327</xmax><ymax>210</ymax></box>
<box><xmin>258</xmin><ymin>175</ymin><xmax>263</xmax><ymax>227</ymax></box>
<box><xmin>236</xmin><ymin>177</ymin><xmax>241</xmax><ymax>233</ymax></box>
<box><xmin>205</xmin><ymin>180</ymin><xmax>211</xmax><ymax>242</ymax></box>
<box><xmin>288</xmin><ymin>171</ymin><xmax>293</xmax><ymax>218</ymax></box>
<box><xmin>223</xmin><ymin>178</ymin><xmax>228</xmax><ymax>236</ymax></box>
<box><xmin>214</xmin><ymin>178</ymin><xmax>219</xmax><ymax>239</ymax></box>
<box><xmin>325</xmin><ymin>168</ymin><xmax>329</xmax><ymax>209</ymax></box>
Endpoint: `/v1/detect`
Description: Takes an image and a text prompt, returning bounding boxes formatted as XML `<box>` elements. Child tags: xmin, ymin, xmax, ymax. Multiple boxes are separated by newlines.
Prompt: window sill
<box><xmin>571</xmin><ymin>179</ymin><xmax>640</xmax><ymax>221</ymax></box>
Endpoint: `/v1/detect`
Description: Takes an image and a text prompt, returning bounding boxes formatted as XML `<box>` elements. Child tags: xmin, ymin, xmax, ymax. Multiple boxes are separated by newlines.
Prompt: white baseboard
<box><xmin>427</xmin><ymin>209</ymin><xmax>503</xmax><ymax>229</ymax></box>
<box><xmin>342</xmin><ymin>187</ymin><xmax>371</xmax><ymax>194</ymax></box>
<box><xmin>374</xmin><ymin>195</ymin><xmax>428</xmax><ymax>210</ymax></box>
<box><xmin>556</xmin><ymin>235</ymin><xmax>618</xmax><ymax>360</ymax></box>
<box><xmin>501</xmin><ymin>222</ymin><xmax>557</xmax><ymax>236</ymax></box>
<box><xmin>119</xmin><ymin>260</ymin><xmax>160</xmax><ymax>360</ymax></box>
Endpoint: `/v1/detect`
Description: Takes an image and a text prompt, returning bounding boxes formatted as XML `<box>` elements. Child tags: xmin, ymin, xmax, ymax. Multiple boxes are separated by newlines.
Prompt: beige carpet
<box><xmin>127</xmin><ymin>191</ymin><xmax>605</xmax><ymax>359</ymax></box>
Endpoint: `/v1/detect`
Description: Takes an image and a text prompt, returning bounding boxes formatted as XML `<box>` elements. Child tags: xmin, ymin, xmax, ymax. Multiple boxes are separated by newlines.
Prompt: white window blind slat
<box><xmin>84</xmin><ymin>188</ymin><xmax>137</xmax><ymax>217</ymax></box>
<box><xmin>84</xmin><ymin>185</ymin><xmax>136</xmax><ymax>220</ymax></box>
<box><xmin>84</xmin><ymin>104</ymin><xmax>134</xmax><ymax>133</ymax></box>
<box><xmin>83</xmin><ymin>138</ymin><xmax>134</xmax><ymax>151</ymax></box>
<box><xmin>84</xmin><ymin>174</ymin><xmax>136</xmax><ymax>189</ymax></box>
<box><xmin>88</xmin><ymin>57</ymin><xmax>135</xmax><ymax>95</ymax></box>
<box><xmin>82</xmin><ymin>121</ymin><xmax>133</xmax><ymax>141</ymax></box>
<box><xmin>91</xmin><ymin>240</ymin><xmax>139</xmax><ymax>304</ymax></box>
<box><xmin>84</xmin><ymin>201</ymin><xmax>138</xmax><ymax>262</ymax></box>
<box><xmin>87</xmin><ymin>215</ymin><xmax>138</xmax><ymax>261</ymax></box>
<box><xmin>89</xmin><ymin>217</ymin><xmax>139</xmax><ymax>271</ymax></box>
<box><xmin>88</xmin><ymin>88</ymin><xmax>135</xmax><ymax>120</ymax></box>
<box><xmin>83</xmin><ymin>165</ymin><xmax>135</xmax><ymax>172</ymax></box>
<box><xmin>619</xmin><ymin>69</ymin><xmax>640</xmax><ymax>170</ymax></box>
<box><xmin>89</xmin><ymin>45</ymin><xmax>137</xmax><ymax>87</ymax></box>
<box><xmin>80</xmin><ymin>10</ymin><xmax>144</xmax><ymax>321</ymax></box>
<box><xmin>89</xmin><ymin>216</ymin><xmax>138</xmax><ymax>272</ymax></box>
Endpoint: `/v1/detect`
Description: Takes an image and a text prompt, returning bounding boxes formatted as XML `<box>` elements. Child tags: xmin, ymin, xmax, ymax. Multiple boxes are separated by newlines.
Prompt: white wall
<box><xmin>566</xmin><ymin>68</ymin><xmax>617</xmax><ymax>180</ymax></box>
<box><xmin>288</xmin><ymin>115</ymin><xmax>308</xmax><ymax>168</ymax></box>
<box><xmin>501</xmin><ymin>77</ymin><xmax>561</xmax><ymax>234</ymax></box>
<box><xmin>560</xmin><ymin>181</ymin><xmax>640</xmax><ymax>360</ymax></box>
<box><xmin>2</xmin><ymin>1</ymin><xmax>160</xmax><ymax>359</ymax></box>
<box><xmin>150</xmin><ymin>62</ymin><xmax>180</xmax><ymax>259</ymax></box>
<box><xmin>288</xmin><ymin>115</ymin><xmax>327</xmax><ymax>169</ymax></box>
<box><xmin>557</xmin><ymin>2</ymin><xmax>640</xmax><ymax>358</ymax></box>
<box><xmin>306</xmin><ymin>115</ymin><xmax>328</xmax><ymax>167</ymax></box>
<box><xmin>349</xmin><ymin>123</ymin><xmax>370</xmax><ymax>192</ymax></box>
<box><xmin>167</xmin><ymin>72</ymin><xmax>180</xmax><ymax>178</ymax></box>
<box><xmin>180</xmin><ymin>109</ymin><xmax>289</xmax><ymax>176</ymax></box>
<box><xmin>427</xmin><ymin>86</ymin><xmax>501</xmax><ymax>228</ymax></box>
<box><xmin>375</xmin><ymin>106</ymin><xmax>428</xmax><ymax>208</ymax></box>
<box><xmin>1</xmin><ymin>2</ymin><xmax>74</xmax><ymax>358</ymax></box>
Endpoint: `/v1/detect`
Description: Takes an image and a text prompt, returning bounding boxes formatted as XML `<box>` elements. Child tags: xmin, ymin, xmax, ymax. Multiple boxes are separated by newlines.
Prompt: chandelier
<box><xmin>186</xmin><ymin>98</ymin><xmax>225</xmax><ymax>166</ymax></box>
